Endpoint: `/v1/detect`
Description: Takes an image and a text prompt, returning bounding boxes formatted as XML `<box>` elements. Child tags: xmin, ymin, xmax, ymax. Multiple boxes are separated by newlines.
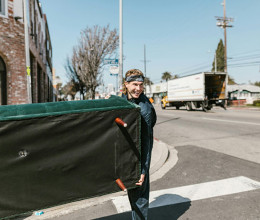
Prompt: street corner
<box><xmin>151</xmin><ymin>138</ymin><xmax>179</xmax><ymax>183</ymax></box>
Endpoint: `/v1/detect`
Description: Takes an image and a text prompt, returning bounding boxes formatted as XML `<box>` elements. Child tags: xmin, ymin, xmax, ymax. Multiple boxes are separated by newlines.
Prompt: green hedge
<box><xmin>253</xmin><ymin>100</ymin><xmax>260</xmax><ymax>106</ymax></box>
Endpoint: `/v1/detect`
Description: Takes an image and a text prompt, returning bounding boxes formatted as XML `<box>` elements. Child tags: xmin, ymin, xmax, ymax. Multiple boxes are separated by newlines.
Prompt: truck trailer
<box><xmin>161</xmin><ymin>72</ymin><xmax>227</xmax><ymax>111</ymax></box>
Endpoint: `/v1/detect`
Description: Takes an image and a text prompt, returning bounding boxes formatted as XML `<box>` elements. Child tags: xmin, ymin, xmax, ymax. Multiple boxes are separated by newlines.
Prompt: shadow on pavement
<box><xmin>149</xmin><ymin>194</ymin><xmax>191</xmax><ymax>220</ymax></box>
<box><xmin>6</xmin><ymin>212</ymin><xmax>32</xmax><ymax>220</ymax></box>
<box><xmin>96</xmin><ymin>194</ymin><xmax>191</xmax><ymax>220</ymax></box>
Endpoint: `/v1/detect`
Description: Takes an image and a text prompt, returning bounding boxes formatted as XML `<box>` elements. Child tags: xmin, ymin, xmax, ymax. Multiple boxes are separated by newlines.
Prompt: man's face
<box><xmin>125</xmin><ymin>81</ymin><xmax>144</xmax><ymax>99</ymax></box>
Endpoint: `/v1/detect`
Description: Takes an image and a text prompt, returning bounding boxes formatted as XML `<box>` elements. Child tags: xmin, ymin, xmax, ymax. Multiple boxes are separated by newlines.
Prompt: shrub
<box><xmin>253</xmin><ymin>100</ymin><xmax>260</xmax><ymax>106</ymax></box>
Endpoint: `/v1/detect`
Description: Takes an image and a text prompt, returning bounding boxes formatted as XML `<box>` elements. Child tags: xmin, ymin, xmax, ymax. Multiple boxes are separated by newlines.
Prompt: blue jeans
<box><xmin>127</xmin><ymin>174</ymin><xmax>150</xmax><ymax>220</ymax></box>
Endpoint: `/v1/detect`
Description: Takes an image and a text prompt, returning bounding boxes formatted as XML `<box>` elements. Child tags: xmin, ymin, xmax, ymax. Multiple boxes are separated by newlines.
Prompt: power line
<box><xmin>228</xmin><ymin>61</ymin><xmax>260</xmax><ymax>67</ymax></box>
<box><xmin>174</xmin><ymin>61</ymin><xmax>210</xmax><ymax>73</ymax></box>
<box><xmin>229</xmin><ymin>64</ymin><xmax>260</xmax><ymax>68</ymax></box>
<box><xmin>178</xmin><ymin>66</ymin><xmax>211</xmax><ymax>76</ymax></box>
<box><xmin>229</xmin><ymin>54</ymin><xmax>260</xmax><ymax>61</ymax></box>
<box><xmin>229</xmin><ymin>49</ymin><xmax>260</xmax><ymax>58</ymax></box>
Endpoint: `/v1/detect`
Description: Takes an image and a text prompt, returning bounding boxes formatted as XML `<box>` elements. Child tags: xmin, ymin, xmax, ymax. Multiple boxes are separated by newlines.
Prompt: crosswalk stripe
<box><xmin>112</xmin><ymin>176</ymin><xmax>260</xmax><ymax>213</ymax></box>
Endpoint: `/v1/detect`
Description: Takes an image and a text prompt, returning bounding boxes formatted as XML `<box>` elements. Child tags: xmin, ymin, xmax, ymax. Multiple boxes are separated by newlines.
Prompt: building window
<box><xmin>0</xmin><ymin>0</ymin><xmax>6</xmax><ymax>16</ymax></box>
<box><xmin>0</xmin><ymin>56</ymin><xmax>7</xmax><ymax>105</ymax></box>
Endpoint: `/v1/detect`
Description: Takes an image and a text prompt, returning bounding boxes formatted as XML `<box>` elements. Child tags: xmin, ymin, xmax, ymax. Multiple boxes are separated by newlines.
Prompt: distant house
<box><xmin>227</xmin><ymin>84</ymin><xmax>260</xmax><ymax>104</ymax></box>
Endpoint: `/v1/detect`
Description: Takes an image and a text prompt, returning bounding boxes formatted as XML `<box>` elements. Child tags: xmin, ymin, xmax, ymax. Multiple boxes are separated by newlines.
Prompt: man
<box><xmin>121</xmin><ymin>69</ymin><xmax>157</xmax><ymax>220</ymax></box>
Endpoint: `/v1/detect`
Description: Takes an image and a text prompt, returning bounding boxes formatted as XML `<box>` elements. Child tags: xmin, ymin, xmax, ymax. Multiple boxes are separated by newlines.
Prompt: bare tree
<box><xmin>69</xmin><ymin>25</ymin><xmax>119</xmax><ymax>99</ymax></box>
<box><xmin>65</xmin><ymin>57</ymin><xmax>85</xmax><ymax>99</ymax></box>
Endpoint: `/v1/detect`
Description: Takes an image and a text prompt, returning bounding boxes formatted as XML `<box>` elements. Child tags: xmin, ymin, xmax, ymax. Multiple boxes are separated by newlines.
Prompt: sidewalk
<box><xmin>22</xmin><ymin>139</ymin><xmax>174</xmax><ymax>220</ymax></box>
<box><xmin>226</xmin><ymin>106</ymin><xmax>260</xmax><ymax>111</ymax></box>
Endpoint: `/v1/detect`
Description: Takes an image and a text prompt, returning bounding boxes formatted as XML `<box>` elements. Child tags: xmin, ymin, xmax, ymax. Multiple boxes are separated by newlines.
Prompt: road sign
<box><xmin>104</xmin><ymin>59</ymin><xmax>119</xmax><ymax>65</ymax></box>
<box><xmin>110</xmin><ymin>66</ymin><xmax>119</xmax><ymax>75</ymax></box>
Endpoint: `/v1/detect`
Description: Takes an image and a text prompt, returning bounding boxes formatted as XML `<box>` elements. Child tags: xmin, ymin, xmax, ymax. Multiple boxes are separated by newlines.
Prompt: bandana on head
<box><xmin>125</xmin><ymin>75</ymin><xmax>144</xmax><ymax>82</ymax></box>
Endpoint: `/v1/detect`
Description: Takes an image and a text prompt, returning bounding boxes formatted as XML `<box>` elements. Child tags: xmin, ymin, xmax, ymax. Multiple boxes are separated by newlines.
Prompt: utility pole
<box><xmin>140</xmin><ymin>45</ymin><xmax>152</xmax><ymax>96</ymax></box>
<box><xmin>223</xmin><ymin>0</ymin><xmax>227</xmax><ymax>73</ymax></box>
<box><xmin>23</xmin><ymin>0</ymin><xmax>32</xmax><ymax>103</ymax></box>
<box><xmin>144</xmin><ymin>44</ymin><xmax>146</xmax><ymax>77</ymax></box>
<box><xmin>215</xmin><ymin>0</ymin><xmax>233</xmax><ymax>106</ymax></box>
<box><xmin>140</xmin><ymin>44</ymin><xmax>150</xmax><ymax>78</ymax></box>
<box><xmin>216</xmin><ymin>0</ymin><xmax>233</xmax><ymax>74</ymax></box>
<box><xmin>118</xmin><ymin>0</ymin><xmax>123</xmax><ymax>91</ymax></box>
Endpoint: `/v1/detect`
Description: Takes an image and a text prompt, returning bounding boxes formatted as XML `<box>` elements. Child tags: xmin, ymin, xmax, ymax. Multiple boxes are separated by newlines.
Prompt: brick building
<box><xmin>0</xmin><ymin>0</ymin><xmax>54</xmax><ymax>105</ymax></box>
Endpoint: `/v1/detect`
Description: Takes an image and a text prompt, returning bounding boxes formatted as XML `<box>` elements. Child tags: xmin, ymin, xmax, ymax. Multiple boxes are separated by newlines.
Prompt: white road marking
<box><xmin>203</xmin><ymin>117</ymin><xmax>260</xmax><ymax>126</ymax></box>
<box><xmin>158</xmin><ymin>113</ymin><xmax>178</xmax><ymax>117</ymax></box>
<box><xmin>112</xmin><ymin>176</ymin><xmax>260</xmax><ymax>213</ymax></box>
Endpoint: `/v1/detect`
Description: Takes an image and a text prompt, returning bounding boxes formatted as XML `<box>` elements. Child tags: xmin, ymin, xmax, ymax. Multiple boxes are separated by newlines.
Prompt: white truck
<box><xmin>161</xmin><ymin>72</ymin><xmax>227</xmax><ymax>111</ymax></box>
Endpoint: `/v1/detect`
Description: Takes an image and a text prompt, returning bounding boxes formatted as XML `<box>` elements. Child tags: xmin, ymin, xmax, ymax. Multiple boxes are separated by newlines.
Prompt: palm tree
<box><xmin>228</xmin><ymin>76</ymin><xmax>236</xmax><ymax>85</ymax></box>
<box><xmin>161</xmin><ymin>71</ymin><xmax>172</xmax><ymax>82</ymax></box>
<box><xmin>172</xmin><ymin>74</ymin><xmax>179</xmax><ymax>79</ymax></box>
<box><xmin>144</xmin><ymin>77</ymin><xmax>153</xmax><ymax>86</ymax></box>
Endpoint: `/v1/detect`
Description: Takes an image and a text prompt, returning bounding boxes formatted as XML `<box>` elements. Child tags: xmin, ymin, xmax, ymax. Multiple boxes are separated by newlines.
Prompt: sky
<box><xmin>40</xmin><ymin>0</ymin><xmax>260</xmax><ymax>89</ymax></box>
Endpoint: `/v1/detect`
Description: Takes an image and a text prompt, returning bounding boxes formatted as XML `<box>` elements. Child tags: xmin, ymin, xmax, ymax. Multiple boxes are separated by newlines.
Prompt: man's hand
<box><xmin>136</xmin><ymin>174</ymin><xmax>145</xmax><ymax>186</ymax></box>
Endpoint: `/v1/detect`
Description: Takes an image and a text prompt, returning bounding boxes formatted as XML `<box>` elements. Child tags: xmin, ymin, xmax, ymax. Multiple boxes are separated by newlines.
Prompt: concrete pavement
<box><xmin>22</xmin><ymin>138</ymin><xmax>176</xmax><ymax>220</ymax></box>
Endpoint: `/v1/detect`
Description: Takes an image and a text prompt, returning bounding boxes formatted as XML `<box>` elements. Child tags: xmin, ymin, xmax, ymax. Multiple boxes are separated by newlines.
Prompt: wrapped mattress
<box><xmin>0</xmin><ymin>95</ymin><xmax>141</xmax><ymax>219</ymax></box>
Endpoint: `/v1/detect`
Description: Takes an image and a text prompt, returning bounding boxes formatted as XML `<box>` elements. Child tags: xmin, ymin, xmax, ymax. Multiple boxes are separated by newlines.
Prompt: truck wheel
<box><xmin>186</xmin><ymin>102</ymin><xmax>192</xmax><ymax>111</ymax></box>
<box><xmin>201</xmin><ymin>102</ymin><xmax>208</xmax><ymax>112</ymax></box>
<box><xmin>176</xmin><ymin>106</ymin><xmax>180</xmax><ymax>110</ymax></box>
<box><xmin>161</xmin><ymin>103</ymin><xmax>166</xmax><ymax>109</ymax></box>
<box><xmin>206</xmin><ymin>105</ymin><xmax>212</xmax><ymax>110</ymax></box>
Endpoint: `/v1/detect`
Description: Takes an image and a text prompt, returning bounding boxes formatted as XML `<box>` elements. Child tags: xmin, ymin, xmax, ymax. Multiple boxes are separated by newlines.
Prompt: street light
<box><xmin>119</xmin><ymin>0</ymin><xmax>123</xmax><ymax>91</ymax></box>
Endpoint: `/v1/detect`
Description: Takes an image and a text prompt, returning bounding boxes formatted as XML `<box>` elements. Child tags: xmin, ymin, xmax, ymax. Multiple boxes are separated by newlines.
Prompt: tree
<box><xmin>228</xmin><ymin>75</ymin><xmax>236</xmax><ymax>85</ymax></box>
<box><xmin>68</xmin><ymin>25</ymin><xmax>119</xmax><ymax>99</ymax></box>
<box><xmin>144</xmin><ymin>77</ymin><xmax>153</xmax><ymax>86</ymax></box>
<box><xmin>55</xmin><ymin>76</ymin><xmax>63</xmax><ymax>101</ymax></box>
<box><xmin>161</xmin><ymin>71</ymin><xmax>172</xmax><ymax>82</ymax></box>
<box><xmin>254</xmin><ymin>81</ymin><xmax>260</xmax><ymax>87</ymax></box>
<box><xmin>65</xmin><ymin>57</ymin><xmax>86</xmax><ymax>99</ymax></box>
<box><xmin>62</xmin><ymin>81</ymin><xmax>78</xmax><ymax>100</ymax></box>
<box><xmin>172</xmin><ymin>74</ymin><xmax>179</xmax><ymax>79</ymax></box>
<box><xmin>212</xmin><ymin>39</ymin><xmax>225</xmax><ymax>72</ymax></box>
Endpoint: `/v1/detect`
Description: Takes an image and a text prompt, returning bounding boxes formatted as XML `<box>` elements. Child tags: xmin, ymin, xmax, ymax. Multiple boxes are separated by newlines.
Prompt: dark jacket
<box><xmin>122</xmin><ymin>93</ymin><xmax>157</xmax><ymax>175</ymax></box>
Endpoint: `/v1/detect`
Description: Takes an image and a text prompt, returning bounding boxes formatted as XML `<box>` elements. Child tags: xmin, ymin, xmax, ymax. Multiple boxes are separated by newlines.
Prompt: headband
<box><xmin>125</xmin><ymin>75</ymin><xmax>144</xmax><ymax>82</ymax></box>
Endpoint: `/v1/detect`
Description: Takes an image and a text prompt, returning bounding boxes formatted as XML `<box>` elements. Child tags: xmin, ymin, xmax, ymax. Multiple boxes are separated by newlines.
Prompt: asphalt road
<box><xmin>154</xmin><ymin>106</ymin><xmax>260</xmax><ymax>163</ymax></box>
<box><xmin>150</xmin><ymin>106</ymin><xmax>260</xmax><ymax>220</ymax></box>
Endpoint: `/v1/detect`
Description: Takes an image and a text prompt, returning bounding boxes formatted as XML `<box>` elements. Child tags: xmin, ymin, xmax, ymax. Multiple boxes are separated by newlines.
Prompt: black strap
<box><xmin>117</xmin><ymin>126</ymin><xmax>141</xmax><ymax>161</ymax></box>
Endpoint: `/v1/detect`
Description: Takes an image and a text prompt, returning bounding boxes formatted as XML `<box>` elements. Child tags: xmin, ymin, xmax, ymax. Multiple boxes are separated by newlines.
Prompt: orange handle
<box><xmin>116</xmin><ymin>178</ymin><xmax>127</xmax><ymax>192</ymax></box>
<box><xmin>115</xmin><ymin>118</ymin><xmax>127</xmax><ymax>127</ymax></box>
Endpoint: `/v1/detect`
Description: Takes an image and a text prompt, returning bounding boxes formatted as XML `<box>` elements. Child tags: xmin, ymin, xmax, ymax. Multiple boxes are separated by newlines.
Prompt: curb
<box><xmin>150</xmin><ymin>139</ymin><xmax>178</xmax><ymax>183</ymax></box>
<box><xmin>150</xmin><ymin>138</ymin><xmax>169</xmax><ymax>176</ymax></box>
